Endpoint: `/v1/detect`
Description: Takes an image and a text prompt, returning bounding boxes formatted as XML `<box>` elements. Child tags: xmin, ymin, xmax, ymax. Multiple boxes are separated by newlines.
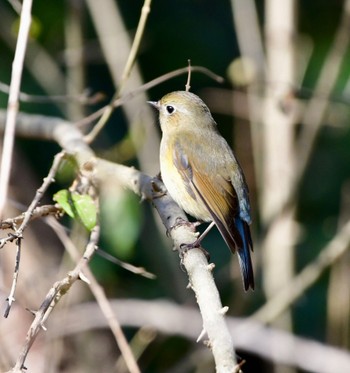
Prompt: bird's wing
<box><xmin>173</xmin><ymin>139</ymin><xmax>254</xmax><ymax>290</ymax></box>
<box><xmin>173</xmin><ymin>140</ymin><xmax>241</xmax><ymax>247</ymax></box>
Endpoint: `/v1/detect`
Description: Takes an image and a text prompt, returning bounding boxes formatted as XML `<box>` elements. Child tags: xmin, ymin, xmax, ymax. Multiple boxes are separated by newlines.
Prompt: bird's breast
<box><xmin>160</xmin><ymin>138</ymin><xmax>211</xmax><ymax>222</ymax></box>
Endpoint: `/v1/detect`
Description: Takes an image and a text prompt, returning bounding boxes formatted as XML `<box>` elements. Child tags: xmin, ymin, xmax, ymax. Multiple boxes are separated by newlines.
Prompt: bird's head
<box><xmin>148</xmin><ymin>91</ymin><xmax>216</xmax><ymax>133</ymax></box>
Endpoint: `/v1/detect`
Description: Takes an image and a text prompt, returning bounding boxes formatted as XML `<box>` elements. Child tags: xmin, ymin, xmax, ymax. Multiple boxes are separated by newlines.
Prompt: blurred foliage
<box><xmin>100</xmin><ymin>188</ymin><xmax>142</xmax><ymax>259</ymax></box>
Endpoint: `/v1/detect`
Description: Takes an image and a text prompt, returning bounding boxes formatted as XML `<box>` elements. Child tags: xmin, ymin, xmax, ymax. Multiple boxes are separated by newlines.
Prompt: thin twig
<box><xmin>0</xmin><ymin>0</ymin><xmax>32</xmax><ymax>219</ymax></box>
<box><xmin>0</xmin><ymin>205</ymin><xmax>62</xmax><ymax>230</ymax></box>
<box><xmin>84</xmin><ymin>0</ymin><xmax>152</xmax><ymax>144</ymax></box>
<box><xmin>114</xmin><ymin>327</ymin><xmax>157</xmax><ymax>373</ymax></box>
<box><xmin>0</xmin><ymin>152</ymin><xmax>65</xmax><ymax>248</ymax></box>
<box><xmin>4</xmin><ymin>237</ymin><xmax>21</xmax><ymax>317</ymax></box>
<box><xmin>0</xmin><ymin>152</ymin><xmax>65</xmax><ymax>318</ymax></box>
<box><xmin>251</xmin><ymin>219</ymin><xmax>350</xmax><ymax>324</ymax></box>
<box><xmin>87</xmin><ymin>198</ymin><xmax>141</xmax><ymax>373</ymax></box>
<box><xmin>120</xmin><ymin>0</ymin><xmax>152</xmax><ymax>88</ymax></box>
<box><xmin>10</xmin><ymin>222</ymin><xmax>100</xmax><ymax>372</ymax></box>
<box><xmin>0</xmin><ymin>81</ymin><xmax>105</xmax><ymax>105</ymax></box>
<box><xmin>185</xmin><ymin>59</ymin><xmax>192</xmax><ymax>92</ymax></box>
<box><xmin>96</xmin><ymin>249</ymin><xmax>156</xmax><ymax>279</ymax></box>
<box><xmin>76</xmin><ymin>65</ymin><xmax>224</xmax><ymax>130</ymax></box>
<box><xmin>43</xmin><ymin>215</ymin><xmax>155</xmax><ymax>279</ymax></box>
<box><xmin>46</xmin><ymin>217</ymin><xmax>142</xmax><ymax>373</ymax></box>
<box><xmin>7</xmin><ymin>0</ymin><xmax>22</xmax><ymax>14</ymax></box>
<box><xmin>85</xmin><ymin>270</ymin><xmax>141</xmax><ymax>373</ymax></box>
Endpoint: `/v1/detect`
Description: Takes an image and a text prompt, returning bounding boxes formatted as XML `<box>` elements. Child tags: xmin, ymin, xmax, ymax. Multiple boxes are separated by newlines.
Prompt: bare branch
<box><xmin>75</xmin><ymin>65</ymin><xmax>224</xmax><ymax>131</ymax></box>
<box><xmin>0</xmin><ymin>205</ymin><xmax>62</xmax><ymax>229</ymax></box>
<box><xmin>120</xmin><ymin>0</ymin><xmax>152</xmax><ymax>86</ymax></box>
<box><xmin>0</xmin><ymin>152</ymin><xmax>65</xmax><ymax>249</ymax></box>
<box><xmin>0</xmin><ymin>152</ymin><xmax>65</xmax><ymax>318</ymax></box>
<box><xmin>0</xmin><ymin>108</ymin><xmax>238</xmax><ymax>372</ymax></box>
<box><xmin>9</xmin><ymin>223</ymin><xmax>100</xmax><ymax>372</ymax></box>
<box><xmin>296</xmin><ymin>0</ymin><xmax>350</xmax><ymax>184</ymax></box>
<box><xmin>84</xmin><ymin>0</ymin><xmax>153</xmax><ymax>143</ymax></box>
<box><xmin>265</xmin><ymin>0</ymin><xmax>350</xmax><ymax>225</ymax></box>
<box><xmin>184</xmin><ymin>250</ymin><xmax>237</xmax><ymax>371</ymax></box>
<box><xmin>0</xmin><ymin>0</ymin><xmax>33</xmax><ymax>219</ymax></box>
<box><xmin>185</xmin><ymin>59</ymin><xmax>192</xmax><ymax>92</ymax></box>
<box><xmin>3</xmin><ymin>237</ymin><xmax>21</xmax><ymax>317</ymax></box>
<box><xmin>49</xmin><ymin>299</ymin><xmax>350</xmax><ymax>373</ymax></box>
<box><xmin>0</xmin><ymin>81</ymin><xmax>105</xmax><ymax>105</ymax></box>
<box><xmin>46</xmin><ymin>212</ymin><xmax>142</xmax><ymax>373</ymax></box>
<box><xmin>151</xmin><ymin>185</ymin><xmax>238</xmax><ymax>371</ymax></box>
<box><xmin>252</xmin><ymin>219</ymin><xmax>350</xmax><ymax>324</ymax></box>
<box><xmin>96</xmin><ymin>248</ymin><xmax>156</xmax><ymax>279</ymax></box>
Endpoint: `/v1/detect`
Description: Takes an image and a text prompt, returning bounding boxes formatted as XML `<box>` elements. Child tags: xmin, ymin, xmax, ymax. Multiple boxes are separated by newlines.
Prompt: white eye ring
<box><xmin>165</xmin><ymin>105</ymin><xmax>176</xmax><ymax>115</ymax></box>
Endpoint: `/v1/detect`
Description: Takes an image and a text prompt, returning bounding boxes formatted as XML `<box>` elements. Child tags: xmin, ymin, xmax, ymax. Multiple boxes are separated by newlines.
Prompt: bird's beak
<box><xmin>147</xmin><ymin>100</ymin><xmax>160</xmax><ymax>110</ymax></box>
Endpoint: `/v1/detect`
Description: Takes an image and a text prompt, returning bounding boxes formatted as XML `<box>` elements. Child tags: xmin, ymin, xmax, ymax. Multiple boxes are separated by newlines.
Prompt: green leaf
<box><xmin>53</xmin><ymin>189</ymin><xmax>97</xmax><ymax>231</ymax></box>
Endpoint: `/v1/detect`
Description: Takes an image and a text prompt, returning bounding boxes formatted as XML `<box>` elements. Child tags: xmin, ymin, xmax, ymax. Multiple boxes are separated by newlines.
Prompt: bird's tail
<box><xmin>235</xmin><ymin>217</ymin><xmax>254</xmax><ymax>291</ymax></box>
<box><xmin>192</xmin><ymin>184</ymin><xmax>255</xmax><ymax>291</ymax></box>
<box><xmin>212</xmin><ymin>211</ymin><xmax>254</xmax><ymax>291</ymax></box>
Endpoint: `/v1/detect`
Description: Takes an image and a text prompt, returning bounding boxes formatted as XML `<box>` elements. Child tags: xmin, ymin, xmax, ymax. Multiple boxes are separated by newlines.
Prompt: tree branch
<box><xmin>0</xmin><ymin>0</ymin><xmax>32</xmax><ymax>218</ymax></box>
<box><xmin>0</xmin><ymin>109</ymin><xmax>238</xmax><ymax>372</ymax></box>
<box><xmin>7</xmin><ymin>223</ymin><xmax>100</xmax><ymax>373</ymax></box>
<box><xmin>49</xmin><ymin>299</ymin><xmax>350</xmax><ymax>373</ymax></box>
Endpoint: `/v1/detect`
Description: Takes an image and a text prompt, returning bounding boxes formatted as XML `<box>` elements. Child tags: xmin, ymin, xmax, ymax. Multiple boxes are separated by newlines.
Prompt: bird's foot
<box><xmin>167</xmin><ymin>217</ymin><xmax>198</xmax><ymax>236</ymax></box>
<box><xmin>180</xmin><ymin>239</ymin><xmax>210</xmax><ymax>261</ymax></box>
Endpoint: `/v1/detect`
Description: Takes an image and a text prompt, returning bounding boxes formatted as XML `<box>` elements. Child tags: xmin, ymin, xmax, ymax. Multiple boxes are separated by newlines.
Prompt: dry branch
<box><xmin>49</xmin><ymin>299</ymin><xmax>350</xmax><ymax>373</ymax></box>
<box><xmin>0</xmin><ymin>108</ymin><xmax>238</xmax><ymax>372</ymax></box>
<box><xmin>7</xmin><ymin>223</ymin><xmax>100</xmax><ymax>372</ymax></box>
<box><xmin>0</xmin><ymin>0</ymin><xmax>33</xmax><ymax>218</ymax></box>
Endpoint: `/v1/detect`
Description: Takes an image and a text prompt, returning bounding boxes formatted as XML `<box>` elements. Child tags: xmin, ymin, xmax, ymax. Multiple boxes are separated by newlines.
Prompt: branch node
<box><xmin>218</xmin><ymin>306</ymin><xmax>229</xmax><ymax>315</ymax></box>
<box><xmin>234</xmin><ymin>359</ymin><xmax>246</xmax><ymax>373</ymax></box>
<box><xmin>25</xmin><ymin>308</ymin><xmax>37</xmax><ymax>317</ymax></box>
<box><xmin>207</xmin><ymin>263</ymin><xmax>215</xmax><ymax>271</ymax></box>
<box><xmin>203</xmin><ymin>339</ymin><xmax>212</xmax><ymax>349</ymax></box>
<box><xmin>78</xmin><ymin>271</ymin><xmax>91</xmax><ymax>284</ymax></box>
<box><xmin>6</xmin><ymin>295</ymin><xmax>15</xmax><ymax>303</ymax></box>
<box><xmin>196</xmin><ymin>327</ymin><xmax>207</xmax><ymax>343</ymax></box>
<box><xmin>151</xmin><ymin>177</ymin><xmax>167</xmax><ymax>195</ymax></box>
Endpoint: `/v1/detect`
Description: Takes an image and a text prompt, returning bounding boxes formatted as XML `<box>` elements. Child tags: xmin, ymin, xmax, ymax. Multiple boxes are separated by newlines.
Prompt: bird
<box><xmin>148</xmin><ymin>91</ymin><xmax>254</xmax><ymax>290</ymax></box>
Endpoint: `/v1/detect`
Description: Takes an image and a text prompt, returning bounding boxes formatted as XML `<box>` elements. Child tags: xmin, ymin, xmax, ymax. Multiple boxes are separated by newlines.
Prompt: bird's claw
<box><xmin>179</xmin><ymin>241</ymin><xmax>210</xmax><ymax>261</ymax></box>
<box><xmin>166</xmin><ymin>217</ymin><xmax>197</xmax><ymax>237</ymax></box>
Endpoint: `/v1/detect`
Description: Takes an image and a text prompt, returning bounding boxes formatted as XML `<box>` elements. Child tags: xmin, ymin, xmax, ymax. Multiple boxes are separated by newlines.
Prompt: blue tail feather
<box><xmin>235</xmin><ymin>217</ymin><xmax>254</xmax><ymax>290</ymax></box>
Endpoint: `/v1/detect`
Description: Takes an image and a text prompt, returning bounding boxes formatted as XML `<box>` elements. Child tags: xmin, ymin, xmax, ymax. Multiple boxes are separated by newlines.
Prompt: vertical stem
<box><xmin>0</xmin><ymin>0</ymin><xmax>32</xmax><ymax>219</ymax></box>
<box><xmin>262</xmin><ymin>0</ymin><xmax>296</xmax><ymax>221</ymax></box>
<box><xmin>262</xmin><ymin>2</ymin><xmax>297</xmax><ymax>372</ymax></box>
<box><xmin>64</xmin><ymin>0</ymin><xmax>85</xmax><ymax>121</ymax></box>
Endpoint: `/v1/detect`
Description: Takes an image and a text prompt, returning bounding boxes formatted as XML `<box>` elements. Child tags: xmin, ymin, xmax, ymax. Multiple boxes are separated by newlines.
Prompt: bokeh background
<box><xmin>1</xmin><ymin>0</ymin><xmax>350</xmax><ymax>372</ymax></box>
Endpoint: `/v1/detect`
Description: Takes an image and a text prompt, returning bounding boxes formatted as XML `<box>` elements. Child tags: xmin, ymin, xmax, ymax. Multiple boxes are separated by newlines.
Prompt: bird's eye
<box><xmin>166</xmin><ymin>105</ymin><xmax>175</xmax><ymax>114</ymax></box>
